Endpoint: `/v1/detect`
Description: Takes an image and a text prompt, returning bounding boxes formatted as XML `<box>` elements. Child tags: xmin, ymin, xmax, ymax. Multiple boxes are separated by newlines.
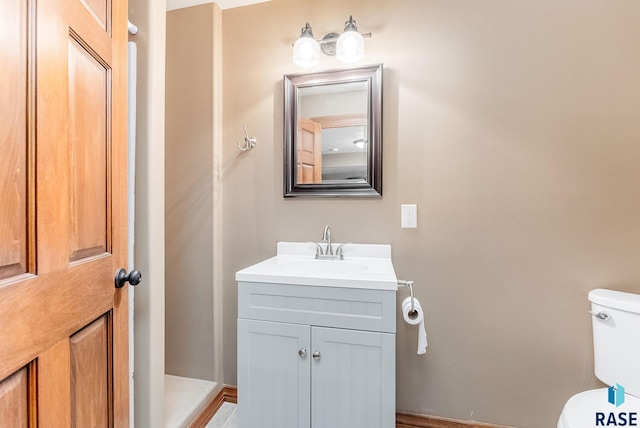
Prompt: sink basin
<box><xmin>235</xmin><ymin>242</ymin><xmax>398</xmax><ymax>290</ymax></box>
<box><xmin>278</xmin><ymin>259</ymin><xmax>369</xmax><ymax>275</ymax></box>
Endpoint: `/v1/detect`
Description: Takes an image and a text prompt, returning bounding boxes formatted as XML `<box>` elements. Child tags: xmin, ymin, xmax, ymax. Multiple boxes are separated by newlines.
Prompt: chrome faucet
<box><xmin>322</xmin><ymin>225</ymin><xmax>333</xmax><ymax>255</ymax></box>
<box><xmin>311</xmin><ymin>226</ymin><xmax>349</xmax><ymax>260</ymax></box>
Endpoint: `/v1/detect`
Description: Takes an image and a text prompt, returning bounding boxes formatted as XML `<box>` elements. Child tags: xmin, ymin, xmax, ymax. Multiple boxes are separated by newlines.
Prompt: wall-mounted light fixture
<box><xmin>292</xmin><ymin>16</ymin><xmax>372</xmax><ymax>68</ymax></box>
<box><xmin>353</xmin><ymin>139</ymin><xmax>367</xmax><ymax>149</ymax></box>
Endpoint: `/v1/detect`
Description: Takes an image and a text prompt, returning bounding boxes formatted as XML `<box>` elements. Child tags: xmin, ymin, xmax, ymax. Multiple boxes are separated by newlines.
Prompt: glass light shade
<box><xmin>336</xmin><ymin>30</ymin><xmax>364</xmax><ymax>63</ymax></box>
<box><xmin>293</xmin><ymin>36</ymin><xmax>320</xmax><ymax>68</ymax></box>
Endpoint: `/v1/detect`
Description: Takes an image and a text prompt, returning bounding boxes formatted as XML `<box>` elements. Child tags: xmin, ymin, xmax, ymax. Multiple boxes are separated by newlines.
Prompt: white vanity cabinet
<box><xmin>237</xmin><ymin>281</ymin><xmax>396</xmax><ymax>428</ymax></box>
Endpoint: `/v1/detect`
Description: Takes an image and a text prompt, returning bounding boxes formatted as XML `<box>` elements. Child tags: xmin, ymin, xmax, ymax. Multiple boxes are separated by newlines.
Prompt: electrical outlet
<box><xmin>401</xmin><ymin>204</ymin><xmax>417</xmax><ymax>228</ymax></box>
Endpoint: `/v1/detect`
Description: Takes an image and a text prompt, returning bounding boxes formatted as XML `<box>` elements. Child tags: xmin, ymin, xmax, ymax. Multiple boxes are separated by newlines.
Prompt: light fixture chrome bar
<box><xmin>318</xmin><ymin>32</ymin><xmax>371</xmax><ymax>56</ymax></box>
<box><xmin>317</xmin><ymin>32</ymin><xmax>372</xmax><ymax>44</ymax></box>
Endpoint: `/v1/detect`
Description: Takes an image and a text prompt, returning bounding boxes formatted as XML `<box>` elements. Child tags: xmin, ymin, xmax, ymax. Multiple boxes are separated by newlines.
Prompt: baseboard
<box><xmin>191</xmin><ymin>386</ymin><xmax>510</xmax><ymax>428</ymax></box>
<box><xmin>188</xmin><ymin>385</ymin><xmax>237</xmax><ymax>428</ymax></box>
<box><xmin>222</xmin><ymin>385</ymin><xmax>238</xmax><ymax>403</ymax></box>
<box><xmin>396</xmin><ymin>411</ymin><xmax>513</xmax><ymax>428</ymax></box>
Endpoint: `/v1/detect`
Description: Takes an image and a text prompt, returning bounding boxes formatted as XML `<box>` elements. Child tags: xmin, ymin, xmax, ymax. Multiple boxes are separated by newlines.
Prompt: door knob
<box><xmin>299</xmin><ymin>348</ymin><xmax>307</xmax><ymax>358</ymax></box>
<box><xmin>312</xmin><ymin>351</ymin><xmax>321</xmax><ymax>360</ymax></box>
<box><xmin>114</xmin><ymin>268</ymin><xmax>142</xmax><ymax>289</ymax></box>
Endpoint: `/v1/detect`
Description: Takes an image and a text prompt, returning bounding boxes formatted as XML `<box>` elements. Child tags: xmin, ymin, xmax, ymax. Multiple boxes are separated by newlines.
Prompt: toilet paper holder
<box><xmin>398</xmin><ymin>279</ymin><xmax>417</xmax><ymax>315</ymax></box>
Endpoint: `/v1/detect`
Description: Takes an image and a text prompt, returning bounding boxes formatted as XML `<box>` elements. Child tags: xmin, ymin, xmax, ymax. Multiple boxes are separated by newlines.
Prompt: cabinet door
<box><xmin>311</xmin><ymin>327</ymin><xmax>395</xmax><ymax>428</ymax></box>
<box><xmin>237</xmin><ymin>319</ymin><xmax>311</xmax><ymax>428</ymax></box>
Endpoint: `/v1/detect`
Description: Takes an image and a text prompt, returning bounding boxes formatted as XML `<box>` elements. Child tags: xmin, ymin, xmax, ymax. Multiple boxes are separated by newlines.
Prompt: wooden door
<box><xmin>297</xmin><ymin>118</ymin><xmax>322</xmax><ymax>184</ymax></box>
<box><xmin>237</xmin><ymin>319</ymin><xmax>311</xmax><ymax>428</ymax></box>
<box><xmin>311</xmin><ymin>327</ymin><xmax>395</xmax><ymax>428</ymax></box>
<box><xmin>0</xmin><ymin>0</ymin><xmax>129</xmax><ymax>425</ymax></box>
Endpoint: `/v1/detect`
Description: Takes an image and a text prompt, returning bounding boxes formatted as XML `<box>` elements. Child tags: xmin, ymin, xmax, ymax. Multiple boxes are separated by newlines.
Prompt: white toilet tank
<box><xmin>589</xmin><ymin>288</ymin><xmax>640</xmax><ymax>398</ymax></box>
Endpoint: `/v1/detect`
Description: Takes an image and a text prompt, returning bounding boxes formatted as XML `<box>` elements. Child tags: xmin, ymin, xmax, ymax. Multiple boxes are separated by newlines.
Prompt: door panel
<box><xmin>297</xmin><ymin>118</ymin><xmax>322</xmax><ymax>184</ymax></box>
<box><xmin>0</xmin><ymin>367</ymin><xmax>30</xmax><ymax>427</ymax></box>
<box><xmin>68</xmin><ymin>35</ymin><xmax>109</xmax><ymax>262</ymax></box>
<box><xmin>237</xmin><ymin>319</ymin><xmax>310</xmax><ymax>428</ymax></box>
<box><xmin>80</xmin><ymin>0</ymin><xmax>111</xmax><ymax>32</ymax></box>
<box><xmin>71</xmin><ymin>315</ymin><xmax>111</xmax><ymax>427</ymax></box>
<box><xmin>311</xmin><ymin>327</ymin><xmax>395</xmax><ymax>428</ymax></box>
<box><xmin>0</xmin><ymin>0</ymin><xmax>129</xmax><ymax>424</ymax></box>
<box><xmin>0</xmin><ymin>0</ymin><xmax>30</xmax><ymax>281</ymax></box>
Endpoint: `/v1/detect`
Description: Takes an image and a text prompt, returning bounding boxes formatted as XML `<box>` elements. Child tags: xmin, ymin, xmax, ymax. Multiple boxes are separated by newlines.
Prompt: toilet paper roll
<box><xmin>402</xmin><ymin>296</ymin><xmax>428</xmax><ymax>355</ymax></box>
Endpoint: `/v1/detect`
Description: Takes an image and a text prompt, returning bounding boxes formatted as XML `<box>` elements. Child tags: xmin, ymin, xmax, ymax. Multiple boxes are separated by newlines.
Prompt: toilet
<box><xmin>558</xmin><ymin>289</ymin><xmax>640</xmax><ymax>428</ymax></box>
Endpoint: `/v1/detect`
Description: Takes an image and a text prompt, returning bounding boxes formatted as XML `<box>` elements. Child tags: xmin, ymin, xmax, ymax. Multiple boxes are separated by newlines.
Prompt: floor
<box><xmin>164</xmin><ymin>375</ymin><xmax>218</xmax><ymax>428</ymax></box>
<box><xmin>205</xmin><ymin>402</ymin><xmax>237</xmax><ymax>428</ymax></box>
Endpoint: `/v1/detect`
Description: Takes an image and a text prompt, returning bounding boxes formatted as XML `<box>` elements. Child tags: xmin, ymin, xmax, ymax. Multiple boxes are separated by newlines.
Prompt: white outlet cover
<box><xmin>401</xmin><ymin>204</ymin><xmax>417</xmax><ymax>228</ymax></box>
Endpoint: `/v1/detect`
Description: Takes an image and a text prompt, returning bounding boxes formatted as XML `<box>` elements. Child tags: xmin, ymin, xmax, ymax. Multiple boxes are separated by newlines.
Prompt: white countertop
<box><xmin>235</xmin><ymin>242</ymin><xmax>398</xmax><ymax>290</ymax></box>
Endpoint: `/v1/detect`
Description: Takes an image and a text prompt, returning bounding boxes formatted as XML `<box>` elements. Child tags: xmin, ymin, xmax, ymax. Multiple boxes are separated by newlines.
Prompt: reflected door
<box><xmin>297</xmin><ymin>118</ymin><xmax>322</xmax><ymax>184</ymax></box>
<box><xmin>0</xmin><ymin>0</ymin><xmax>129</xmax><ymax>425</ymax></box>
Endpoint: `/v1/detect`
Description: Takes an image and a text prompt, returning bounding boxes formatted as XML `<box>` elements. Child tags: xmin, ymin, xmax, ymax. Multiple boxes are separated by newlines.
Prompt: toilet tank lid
<box><xmin>589</xmin><ymin>288</ymin><xmax>640</xmax><ymax>314</ymax></box>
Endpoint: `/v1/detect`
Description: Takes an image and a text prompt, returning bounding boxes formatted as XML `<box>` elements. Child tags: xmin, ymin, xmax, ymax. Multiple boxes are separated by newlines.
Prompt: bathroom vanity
<box><xmin>236</xmin><ymin>242</ymin><xmax>398</xmax><ymax>428</ymax></box>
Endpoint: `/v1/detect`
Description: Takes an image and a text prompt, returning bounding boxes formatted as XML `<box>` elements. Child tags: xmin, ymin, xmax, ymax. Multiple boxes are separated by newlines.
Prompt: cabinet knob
<box><xmin>298</xmin><ymin>348</ymin><xmax>307</xmax><ymax>358</ymax></box>
<box><xmin>312</xmin><ymin>351</ymin><xmax>321</xmax><ymax>360</ymax></box>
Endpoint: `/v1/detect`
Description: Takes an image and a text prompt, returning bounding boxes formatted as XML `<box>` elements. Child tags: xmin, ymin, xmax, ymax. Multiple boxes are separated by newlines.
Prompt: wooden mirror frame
<box><xmin>284</xmin><ymin>64</ymin><xmax>383</xmax><ymax>198</ymax></box>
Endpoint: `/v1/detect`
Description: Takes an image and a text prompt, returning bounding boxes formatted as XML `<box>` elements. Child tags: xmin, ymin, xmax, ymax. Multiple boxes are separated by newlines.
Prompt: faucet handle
<box><xmin>335</xmin><ymin>243</ymin><xmax>351</xmax><ymax>258</ymax></box>
<box><xmin>309</xmin><ymin>241</ymin><xmax>324</xmax><ymax>256</ymax></box>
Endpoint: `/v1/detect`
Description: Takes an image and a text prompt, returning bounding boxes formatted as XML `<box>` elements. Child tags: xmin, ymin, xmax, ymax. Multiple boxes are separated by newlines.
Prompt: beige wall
<box><xmin>219</xmin><ymin>0</ymin><xmax>640</xmax><ymax>426</ymax></box>
<box><xmin>165</xmin><ymin>3</ymin><xmax>217</xmax><ymax>382</ymax></box>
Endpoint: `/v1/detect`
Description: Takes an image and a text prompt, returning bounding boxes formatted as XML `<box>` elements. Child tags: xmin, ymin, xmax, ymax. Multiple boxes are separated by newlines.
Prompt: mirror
<box><xmin>284</xmin><ymin>64</ymin><xmax>382</xmax><ymax>197</ymax></box>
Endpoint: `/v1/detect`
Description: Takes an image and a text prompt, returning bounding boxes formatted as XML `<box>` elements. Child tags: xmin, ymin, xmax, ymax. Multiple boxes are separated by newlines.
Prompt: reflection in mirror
<box><xmin>319</xmin><ymin>121</ymin><xmax>367</xmax><ymax>181</ymax></box>
<box><xmin>284</xmin><ymin>64</ymin><xmax>382</xmax><ymax>197</ymax></box>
